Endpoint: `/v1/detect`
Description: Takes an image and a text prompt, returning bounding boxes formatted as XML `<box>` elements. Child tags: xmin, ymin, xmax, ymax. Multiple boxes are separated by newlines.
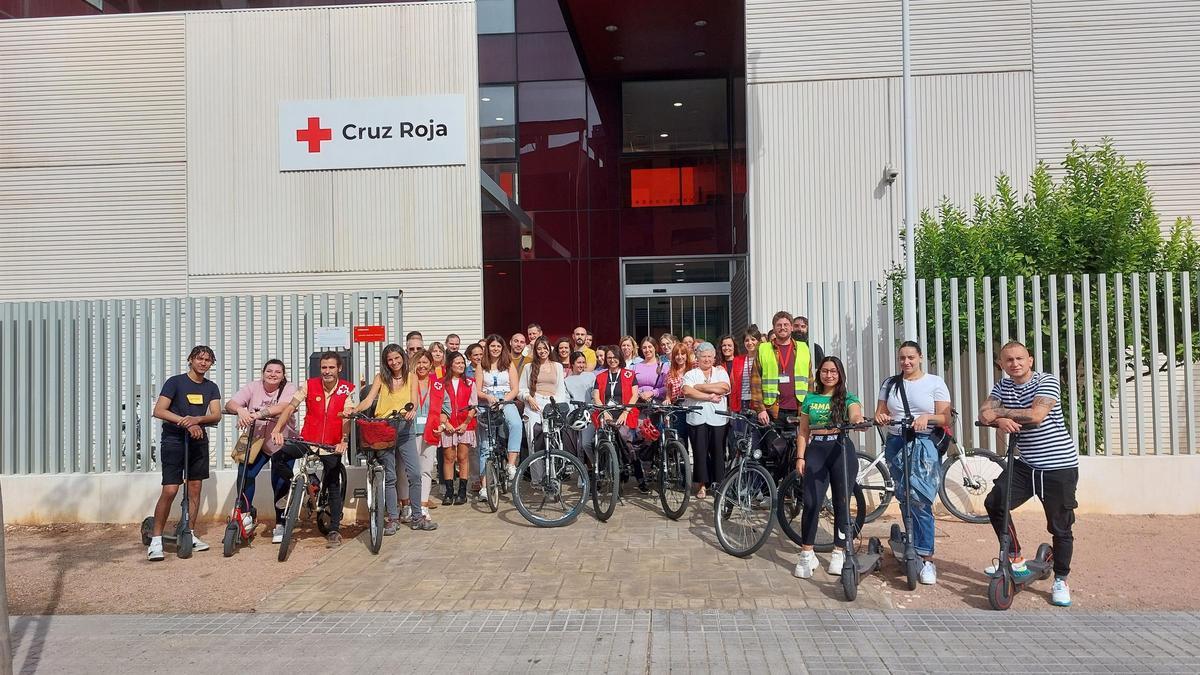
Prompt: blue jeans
<box><xmin>236</xmin><ymin>451</ymin><xmax>295</xmax><ymax>521</ymax></box>
<box><xmin>885</xmin><ymin>434</ymin><xmax>938</xmax><ymax>556</ymax></box>
<box><xmin>479</xmin><ymin>404</ymin><xmax>523</xmax><ymax>460</ymax></box>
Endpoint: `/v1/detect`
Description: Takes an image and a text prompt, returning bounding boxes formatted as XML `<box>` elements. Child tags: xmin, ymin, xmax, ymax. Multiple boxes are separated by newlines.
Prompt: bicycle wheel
<box><xmin>367</xmin><ymin>466</ymin><xmax>385</xmax><ymax>555</ymax></box>
<box><xmin>775</xmin><ymin>470</ymin><xmax>805</xmax><ymax>547</ymax></box>
<box><xmin>857</xmin><ymin>451</ymin><xmax>893</xmax><ymax>523</ymax></box>
<box><xmin>714</xmin><ymin>463</ymin><xmax>777</xmax><ymax>558</ymax></box>
<box><xmin>278</xmin><ymin>477</ymin><xmax>305</xmax><ymax>563</ymax></box>
<box><xmin>484</xmin><ymin>457</ymin><xmax>501</xmax><ymax>513</ymax></box>
<box><xmin>512</xmin><ymin>447</ymin><xmax>590</xmax><ymax>528</ymax></box>
<box><xmin>940</xmin><ymin>448</ymin><xmax>1003</xmax><ymax>524</ymax></box>
<box><xmin>591</xmin><ymin>441</ymin><xmax>619</xmax><ymax>522</ymax></box>
<box><xmin>658</xmin><ymin>439</ymin><xmax>691</xmax><ymax>521</ymax></box>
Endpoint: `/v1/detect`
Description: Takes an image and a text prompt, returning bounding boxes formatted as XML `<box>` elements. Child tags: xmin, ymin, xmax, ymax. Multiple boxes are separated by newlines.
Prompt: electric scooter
<box><xmin>140</xmin><ymin>431</ymin><xmax>203</xmax><ymax>559</ymax></box>
<box><xmin>833</xmin><ymin>420</ymin><xmax>884</xmax><ymax>601</ymax></box>
<box><xmin>886</xmin><ymin>416</ymin><xmax>925</xmax><ymax>591</ymax></box>
<box><xmin>221</xmin><ymin>413</ymin><xmax>273</xmax><ymax>557</ymax></box>
<box><xmin>977</xmin><ymin>420</ymin><xmax>1053</xmax><ymax>610</ymax></box>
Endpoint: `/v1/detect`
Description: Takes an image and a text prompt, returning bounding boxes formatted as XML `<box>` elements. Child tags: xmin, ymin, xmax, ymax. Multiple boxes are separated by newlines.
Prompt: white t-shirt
<box><xmin>877</xmin><ymin>373</ymin><xmax>951</xmax><ymax>435</ymax></box>
<box><xmin>682</xmin><ymin>366</ymin><xmax>730</xmax><ymax>426</ymax></box>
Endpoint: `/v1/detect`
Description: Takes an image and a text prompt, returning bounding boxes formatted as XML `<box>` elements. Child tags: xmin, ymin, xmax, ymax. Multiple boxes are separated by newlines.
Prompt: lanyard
<box><xmin>416</xmin><ymin>380</ymin><xmax>430</xmax><ymax>410</ymax></box>
<box><xmin>777</xmin><ymin>341</ymin><xmax>794</xmax><ymax>372</ymax></box>
<box><xmin>607</xmin><ymin>371</ymin><xmax>621</xmax><ymax>401</ymax></box>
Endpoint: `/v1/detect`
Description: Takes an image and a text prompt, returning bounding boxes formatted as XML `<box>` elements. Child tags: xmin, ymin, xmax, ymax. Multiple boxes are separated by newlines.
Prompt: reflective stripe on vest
<box><xmin>757</xmin><ymin>341</ymin><xmax>811</xmax><ymax>407</ymax></box>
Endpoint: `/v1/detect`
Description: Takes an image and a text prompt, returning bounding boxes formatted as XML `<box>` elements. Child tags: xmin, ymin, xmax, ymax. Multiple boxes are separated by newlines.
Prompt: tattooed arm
<box><xmin>979</xmin><ymin>395</ymin><xmax>1055</xmax><ymax>432</ymax></box>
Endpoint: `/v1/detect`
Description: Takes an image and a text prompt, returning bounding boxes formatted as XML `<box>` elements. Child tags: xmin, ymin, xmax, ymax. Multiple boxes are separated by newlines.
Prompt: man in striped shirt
<box><xmin>978</xmin><ymin>341</ymin><xmax>1078</xmax><ymax>607</ymax></box>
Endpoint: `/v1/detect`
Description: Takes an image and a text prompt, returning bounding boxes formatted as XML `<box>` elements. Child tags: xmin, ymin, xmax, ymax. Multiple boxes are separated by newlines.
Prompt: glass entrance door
<box><xmin>625</xmin><ymin>295</ymin><xmax>730</xmax><ymax>345</ymax></box>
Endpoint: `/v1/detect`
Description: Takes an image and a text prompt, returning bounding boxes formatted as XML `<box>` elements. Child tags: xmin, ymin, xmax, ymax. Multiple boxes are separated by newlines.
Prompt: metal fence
<box><xmin>0</xmin><ymin>290</ymin><xmax>402</xmax><ymax>475</ymax></box>
<box><xmin>795</xmin><ymin>272</ymin><xmax>1198</xmax><ymax>457</ymax></box>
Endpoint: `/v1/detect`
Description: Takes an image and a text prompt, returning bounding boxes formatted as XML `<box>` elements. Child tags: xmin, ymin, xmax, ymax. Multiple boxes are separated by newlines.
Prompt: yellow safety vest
<box><xmin>757</xmin><ymin>340</ymin><xmax>811</xmax><ymax>407</ymax></box>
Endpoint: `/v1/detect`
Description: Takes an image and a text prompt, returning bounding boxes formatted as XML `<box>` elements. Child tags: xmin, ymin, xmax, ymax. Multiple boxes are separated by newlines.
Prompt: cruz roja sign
<box><xmin>279</xmin><ymin>95</ymin><xmax>467</xmax><ymax>171</ymax></box>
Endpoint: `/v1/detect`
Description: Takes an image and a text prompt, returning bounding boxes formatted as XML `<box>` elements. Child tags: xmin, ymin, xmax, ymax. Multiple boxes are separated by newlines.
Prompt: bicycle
<box><xmin>275</xmin><ymin>437</ymin><xmax>347</xmax><ymax>562</ymax></box>
<box><xmin>636</xmin><ymin>402</ymin><xmax>698</xmax><ymax>521</ymax></box>
<box><xmin>854</xmin><ymin>425</ymin><xmax>1004</xmax><ymax>524</ymax></box>
<box><xmin>583</xmin><ymin>402</ymin><xmax>651</xmax><ymax>522</ymax></box>
<box><xmin>712</xmin><ymin>410</ymin><xmax>780</xmax><ymax>557</ymax></box>
<box><xmin>775</xmin><ymin>418</ymin><xmax>869</xmax><ymax>554</ymax></box>
<box><xmin>344</xmin><ymin>410</ymin><xmax>405</xmax><ymax>555</ymax></box>
<box><xmin>511</xmin><ymin>397</ymin><xmax>591</xmax><ymax>527</ymax></box>
<box><xmin>476</xmin><ymin>400</ymin><xmax>520</xmax><ymax>513</ymax></box>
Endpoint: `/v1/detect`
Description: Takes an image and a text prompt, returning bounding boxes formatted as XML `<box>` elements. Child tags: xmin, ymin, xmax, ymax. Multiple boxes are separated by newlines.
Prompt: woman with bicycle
<box><xmin>791</xmin><ymin>356</ymin><xmax>863</xmax><ymax>579</ymax></box>
<box><xmin>681</xmin><ymin>342</ymin><xmax>730</xmax><ymax>499</ymax></box>
<box><xmin>592</xmin><ymin>346</ymin><xmax>649</xmax><ymax>494</ymax></box>
<box><xmin>437</xmin><ymin>351</ymin><xmax>478</xmax><ymax>506</ymax></box>
<box><xmin>351</xmin><ymin>344</ymin><xmax>419</xmax><ymax>535</ymax></box>
<box><xmin>631</xmin><ymin>337</ymin><xmax>666</xmax><ymax>402</ymax></box>
<box><xmin>406</xmin><ymin>350</ymin><xmax>439</xmax><ymax>530</ymax></box>
<box><xmin>564</xmin><ymin>351</ymin><xmax>597</xmax><ymax>460</ymax></box>
<box><xmin>518</xmin><ymin>336</ymin><xmax>568</xmax><ymax>447</ymax></box>
<box><xmin>476</xmin><ymin>334</ymin><xmax>523</xmax><ymax>502</ymax></box>
<box><xmin>873</xmin><ymin>340</ymin><xmax>952</xmax><ymax>586</ymax></box>
<box><xmin>663</xmin><ymin>342</ymin><xmax>695</xmax><ymax>455</ymax></box>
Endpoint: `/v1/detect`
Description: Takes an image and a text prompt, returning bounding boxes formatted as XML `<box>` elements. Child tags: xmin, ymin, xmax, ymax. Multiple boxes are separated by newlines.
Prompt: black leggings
<box><xmin>689</xmin><ymin>424</ymin><xmax>727</xmax><ymax>486</ymax></box>
<box><xmin>985</xmin><ymin>461</ymin><xmax>1077</xmax><ymax>578</ymax></box>
<box><xmin>800</xmin><ymin>435</ymin><xmax>854</xmax><ymax>548</ymax></box>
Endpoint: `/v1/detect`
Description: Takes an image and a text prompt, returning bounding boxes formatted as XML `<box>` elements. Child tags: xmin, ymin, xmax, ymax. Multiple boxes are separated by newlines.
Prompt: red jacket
<box><xmin>422</xmin><ymin>380</ymin><xmax>446</xmax><ymax>445</ymax></box>
<box><xmin>729</xmin><ymin>355</ymin><xmax>749</xmax><ymax>412</ymax></box>
<box><xmin>300</xmin><ymin>377</ymin><xmax>354</xmax><ymax>445</ymax></box>
<box><xmin>593</xmin><ymin>369</ymin><xmax>639</xmax><ymax>429</ymax></box>
<box><xmin>444</xmin><ymin>375</ymin><xmax>477</xmax><ymax>431</ymax></box>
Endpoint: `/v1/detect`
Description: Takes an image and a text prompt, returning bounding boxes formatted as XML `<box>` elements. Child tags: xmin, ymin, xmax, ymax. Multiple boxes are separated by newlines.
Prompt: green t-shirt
<box><xmin>800</xmin><ymin>391</ymin><xmax>861</xmax><ymax>429</ymax></box>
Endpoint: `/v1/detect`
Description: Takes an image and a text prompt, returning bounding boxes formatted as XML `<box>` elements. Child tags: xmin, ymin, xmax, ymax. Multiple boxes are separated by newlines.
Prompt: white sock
<box><xmin>151</xmin><ymin>536</ymin><xmax>162</xmax><ymax>545</ymax></box>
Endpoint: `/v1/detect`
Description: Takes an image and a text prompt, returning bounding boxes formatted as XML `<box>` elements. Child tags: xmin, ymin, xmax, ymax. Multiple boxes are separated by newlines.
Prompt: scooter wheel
<box><xmin>140</xmin><ymin>516</ymin><xmax>155</xmax><ymax>546</ymax></box>
<box><xmin>842</xmin><ymin>566</ymin><xmax>859</xmax><ymax>601</ymax></box>
<box><xmin>222</xmin><ymin>521</ymin><xmax>238</xmax><ymax>558</ymax></box>
<box><xmin>177</xmin><ymin>530</ymin><xmax>194</xmax><ymax>559</ymax></box>
<box><xmin>1034</xmin><ymin>543</ymin><xmax>1054</xmax><ymax>580</ymax></box>
<box><xmin>988</xmin><ymin>573</ymin><xmax>1014</xmax><ymax>610</ymax></box>
<box><xmin>905</xmin><ymin>557</ymin><xmax>920</xmax><ymax>591</ymax></box>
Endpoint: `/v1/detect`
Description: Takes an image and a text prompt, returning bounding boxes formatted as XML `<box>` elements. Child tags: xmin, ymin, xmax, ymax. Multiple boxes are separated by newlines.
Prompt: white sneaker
<box><xmin>828</xmin><ymin>549</ymin><xmax>846</xmax><ymax>576</ymax></box>
<box><xmin>793</xmin><ymin>550</ymin><xmax>817</xmax><ymax>579</ymax></box>
<box><xmin>477</xmin><ymin>487</ymin><xmax>488</xmax><ymax>502</ymax></box>
<box><xmin>271</xmin><ymin>524</ymin><xmax>284</xmax><ymax>544</ymax></box>
<box><xmin>919</xmin><ymin>560</ymin><xmax>937</xmax><ymax>585</ymax></box>
<box><xmin>1051</xmin><ymin>577</ymin><xmax>1072</xmax><ymax>607</ymax></box>
<box><xmin>506</xmin><ymin>464</ymin><xmax>517</xmax><ymax>481</ymax></box>
<box><xmin>191</xmin><ymin>532</ymin><xmax>210</xmax><ymax>552</ymax></box>
<box><xmin>147</xmin><ymin>537</ymin><xmax>164</xmax><ymax>561</ymax></box>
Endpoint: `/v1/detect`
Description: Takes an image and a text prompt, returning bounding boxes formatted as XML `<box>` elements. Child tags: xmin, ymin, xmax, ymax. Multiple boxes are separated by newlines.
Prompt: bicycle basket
<box><xmin>356</xmin><ymin>419</ymin><xmax>397</xmax><ymax>449</ymax></box>
<box><xmin>637</xmin><ymin>418</ymin><xmax>660</xmax><ymax>443</ymax></box>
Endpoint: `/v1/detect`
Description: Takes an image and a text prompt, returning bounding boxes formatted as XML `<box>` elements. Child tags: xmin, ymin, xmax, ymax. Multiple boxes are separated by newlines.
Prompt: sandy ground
<box><xmin>5</xmin><ymin>520</ymin><xmax>363</xmax><ymax>615</ymax></box>
<box><xmin>857</xmin><ymin>511</ymin><xmax>1200</xmax><ymax>611</ymax></box>
<box><xmin>5</xmin><ymin>512</ymin><xmax>1199</xmax><ymax>615</ymax></box>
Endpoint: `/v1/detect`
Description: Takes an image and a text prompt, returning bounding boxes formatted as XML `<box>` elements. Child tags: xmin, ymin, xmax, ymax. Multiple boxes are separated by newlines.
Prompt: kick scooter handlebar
<box><xmin>973</xmin><ymin>420</ymin><xmax>1039</xmax><ymax>431</ymax></box>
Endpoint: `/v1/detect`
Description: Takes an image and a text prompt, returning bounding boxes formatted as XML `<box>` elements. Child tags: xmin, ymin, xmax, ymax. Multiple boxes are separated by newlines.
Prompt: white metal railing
<box><xmin>795</xmin><ymin>273</ymin><xmax>1198</xmax><ymax>457</ymax></box>
<box><xmin>0</xmin><ymin>290</ymin><xmax>402</xmax><ymax>475</ymax></box>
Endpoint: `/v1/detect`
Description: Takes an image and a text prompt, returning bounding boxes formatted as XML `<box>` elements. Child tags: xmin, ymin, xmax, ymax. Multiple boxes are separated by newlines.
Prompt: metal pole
<box><xmin>901</xmin><ymin>0</ymin><xmax>918</xmax><ymax>341</ymax></box>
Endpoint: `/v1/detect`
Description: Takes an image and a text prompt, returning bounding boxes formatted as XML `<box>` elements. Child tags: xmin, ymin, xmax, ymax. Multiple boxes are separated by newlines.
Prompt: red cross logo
<box><xmin>296</xmin><ymin>116</ymin><xmax>332</xmax><ymax>153</ymax></box>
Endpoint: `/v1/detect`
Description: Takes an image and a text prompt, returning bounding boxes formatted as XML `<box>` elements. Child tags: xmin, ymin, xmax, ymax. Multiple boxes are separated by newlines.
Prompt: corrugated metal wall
<box><xmin>0</xmin><ymin>14</ymin><xmax>187</xmax><ymax>299</ymax></box>
<box><xmin>746</xmin><ymin>0</ymin><xmax>1031</xmax><ymax>83</ymax></box>
<box><xmin>185</xmin><ymin>3</ymin><xmax>481</xmax><ymax>277</ymax></box>
<box><xmin>1032</xmin><ymin>0</ymin><xmax>1200</xmax><ymax>232</ymax></box>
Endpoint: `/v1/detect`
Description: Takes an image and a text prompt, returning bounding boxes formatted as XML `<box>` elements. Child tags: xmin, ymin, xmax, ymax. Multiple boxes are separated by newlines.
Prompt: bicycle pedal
<box><xmin>353</xmin><ymin>488</ymin><xmax>367</xmax><ymax>498</ymax></box>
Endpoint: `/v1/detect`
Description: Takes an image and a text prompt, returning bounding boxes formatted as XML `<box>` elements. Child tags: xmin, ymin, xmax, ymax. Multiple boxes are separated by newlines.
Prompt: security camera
<box><xmin>883</xmin><ymin>165</ymin><xmax>899</xmax><ymax>184</ymax></box>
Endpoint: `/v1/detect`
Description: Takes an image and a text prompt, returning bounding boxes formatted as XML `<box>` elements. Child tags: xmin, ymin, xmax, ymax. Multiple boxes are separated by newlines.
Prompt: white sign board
<box><xmin>279</xmin><ymin>96</ymin><xmax>467</xmax><ymax>171</ymax></box>
<box><xmin>314</xmin><ymin>326</ymin><xmax>351</xmax><ymax>349</ymax></box>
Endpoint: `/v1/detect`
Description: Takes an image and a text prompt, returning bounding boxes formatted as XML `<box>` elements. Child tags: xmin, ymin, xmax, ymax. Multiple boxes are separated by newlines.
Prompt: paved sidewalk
<box><xmin>257</xmin><ymin>494</ymin><xmax>891</xmax><ymax>612</ymax></box>
<box><xmin>13</xmin><ymin>609</ymin><xmax>1200</xmax><ymax>674</ymax></box>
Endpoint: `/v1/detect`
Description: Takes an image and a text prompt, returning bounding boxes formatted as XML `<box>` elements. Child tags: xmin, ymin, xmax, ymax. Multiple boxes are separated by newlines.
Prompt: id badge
<box><xmin>778</xmin><ymin>375</ymin><xmax>790</xmax><ymax>384</ymax></box>
<box><xmin>416</xmin><ymin>415</ymin><xmax>427</xmax><ymax>425</ymax></box>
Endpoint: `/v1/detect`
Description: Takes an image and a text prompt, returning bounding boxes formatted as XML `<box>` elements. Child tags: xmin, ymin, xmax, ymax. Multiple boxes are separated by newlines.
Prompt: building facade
<box><xmin>1</xmin><ymin>0</ymin><xmax>1197</xmax><ymax>345</ymax></box>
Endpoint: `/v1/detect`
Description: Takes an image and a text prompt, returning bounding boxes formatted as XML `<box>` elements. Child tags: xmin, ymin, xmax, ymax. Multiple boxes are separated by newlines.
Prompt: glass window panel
<box><xmin>625</xmin><ymin>261</ymin><xmax>731</xmax><ymax>285</ymax></box>
<box><xmin>517</xmin><ymin>32</ymin><xmax>583</xmax><ymax>81</ymax></box>
<box><xmin>480</xmin><ymin>85</ymin><xmax>516</xmax><ymax>159</ymax></box>
<box><xmin>622</xmin><ymin>154</ymin><xmax>725</xmax><ymax>208</ymax></box>
<box><xmin>477</xmin><ymin>0</ymin><xmax>515</xmax><ymax>34</ymax></box>
<box><xmin>516</xmin><ymin>0</ymin><xmax>566</xmax><ymax>33</ymax></box>
<box><xmin>478</xmin><ymin>34</ymin><xmax>516</xmax><ymax>83</ymax></box>
<box><xmin>481</xmin><ymin>161</ymin><xmax>518</xmax><ymax>213</ymax></box>
<box><xmin>622</xmin><ymin>79</ymin><xmax>728</xmax><ymax>153</ymax></box>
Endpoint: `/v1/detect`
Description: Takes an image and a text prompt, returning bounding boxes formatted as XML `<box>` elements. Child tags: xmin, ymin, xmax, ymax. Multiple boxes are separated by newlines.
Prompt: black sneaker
<box><xmin>637</xmin><ymin>481</ymin><xmax>651</xmax><ymax>494</ymax></box>
<box><xmin>441</xmin><ymin>491</ymin><xmax>454</xmax><ymax>506</ymax></box>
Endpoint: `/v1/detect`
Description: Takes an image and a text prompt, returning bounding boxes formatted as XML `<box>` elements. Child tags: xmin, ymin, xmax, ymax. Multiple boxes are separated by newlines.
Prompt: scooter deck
<box><xmin>986</xmin><ymin>559</ymin><xmax>1052</xmax><ymax>582</ymax></box>
<box><xmin>849</xmin><ymin>553</ymin><xmax>883</xmax><ymax>576</ymax></box>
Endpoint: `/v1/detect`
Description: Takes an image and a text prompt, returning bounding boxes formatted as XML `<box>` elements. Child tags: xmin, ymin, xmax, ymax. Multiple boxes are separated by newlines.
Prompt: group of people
<box><xmin>144</xmin><ymin>312</ymin><xmax>1079</xmax><ymax>607</ymax></box>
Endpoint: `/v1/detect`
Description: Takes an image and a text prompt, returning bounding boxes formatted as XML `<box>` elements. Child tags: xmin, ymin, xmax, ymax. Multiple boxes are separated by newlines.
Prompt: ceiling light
<box><xmin>612</xmin><ymin>55</ymin><xmax>624</xmax><ymax>61</ymax></box>
<box><xmin>481</xmin><ymin>97</ymin><xmax>491</xmax><ymax>102</ymax></box>
<box><xmin>495</xmin><ymin>117</ymin><xmax>504</xmax><ymax>121</ymax></box>
<box><xmin>693</xmin><ymin>50</ymin><xmax>707</xmax><ymax>57</ymax></box>
<box><xmin>694</xmin><ymin>19</ymin><xmax>708</xmax><ymax>27</ymax></box>
<box><xmin>659</xmin><ymin>133</ymin><xmax>669</xmax><ymax>138</ymax></box>
<box><xmin>605</xmin><ymin>24</ymin><xmax>618</xmax><ymax>32</ymax></box>
<box><xmin>673</xmin><ymin>102</ymin><xmax>683</xmax><ymax>107</ymax></box>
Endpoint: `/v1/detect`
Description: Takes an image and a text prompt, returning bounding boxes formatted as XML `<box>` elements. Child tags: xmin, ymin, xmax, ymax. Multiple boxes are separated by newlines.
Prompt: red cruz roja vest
<box><xmin>300</xmin><ymin>377</ymin><xmax>354</xmax><ymax>445</ymax></box>
<box><xmin>593</xmin><ymin>369</ymin><xmax>639</xmax><ymax>429</ymax></box>
<box><xmin>444</xmin><ymin>375</ymin><xmax>477</xmax><ymax>431</ymax></box>
<box><xmin>728</xmin><ymin>354</ymin><xmax>749</xmax><ymax>412</ymax></box>
<box><xmin>421</xmin><ymin>379</ymin><xmax>446</xmax><ymax>445</ymax></box>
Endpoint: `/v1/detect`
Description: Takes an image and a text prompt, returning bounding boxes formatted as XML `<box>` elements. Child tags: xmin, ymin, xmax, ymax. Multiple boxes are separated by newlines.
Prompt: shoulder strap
<box><xmin>889</xmin><ymin>374</ymin><xmax>912</xmax><ymax>419</ymax></box>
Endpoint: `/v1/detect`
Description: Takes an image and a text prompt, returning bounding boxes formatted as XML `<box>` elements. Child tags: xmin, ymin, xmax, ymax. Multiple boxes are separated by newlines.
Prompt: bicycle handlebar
<box><xmin>974</xmin><ymin>420</ymin><xmax>1038</xmax><ymax>431</ymax></box>
<box><xmin>283</xmin><ymin>438</ymin><xmax>336</xmax><ymax>454</ymax></box>
<box><xmin>716</xmin><ymin>409</ymin><xmax>781</xmax><ymax>430</ymax></box>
